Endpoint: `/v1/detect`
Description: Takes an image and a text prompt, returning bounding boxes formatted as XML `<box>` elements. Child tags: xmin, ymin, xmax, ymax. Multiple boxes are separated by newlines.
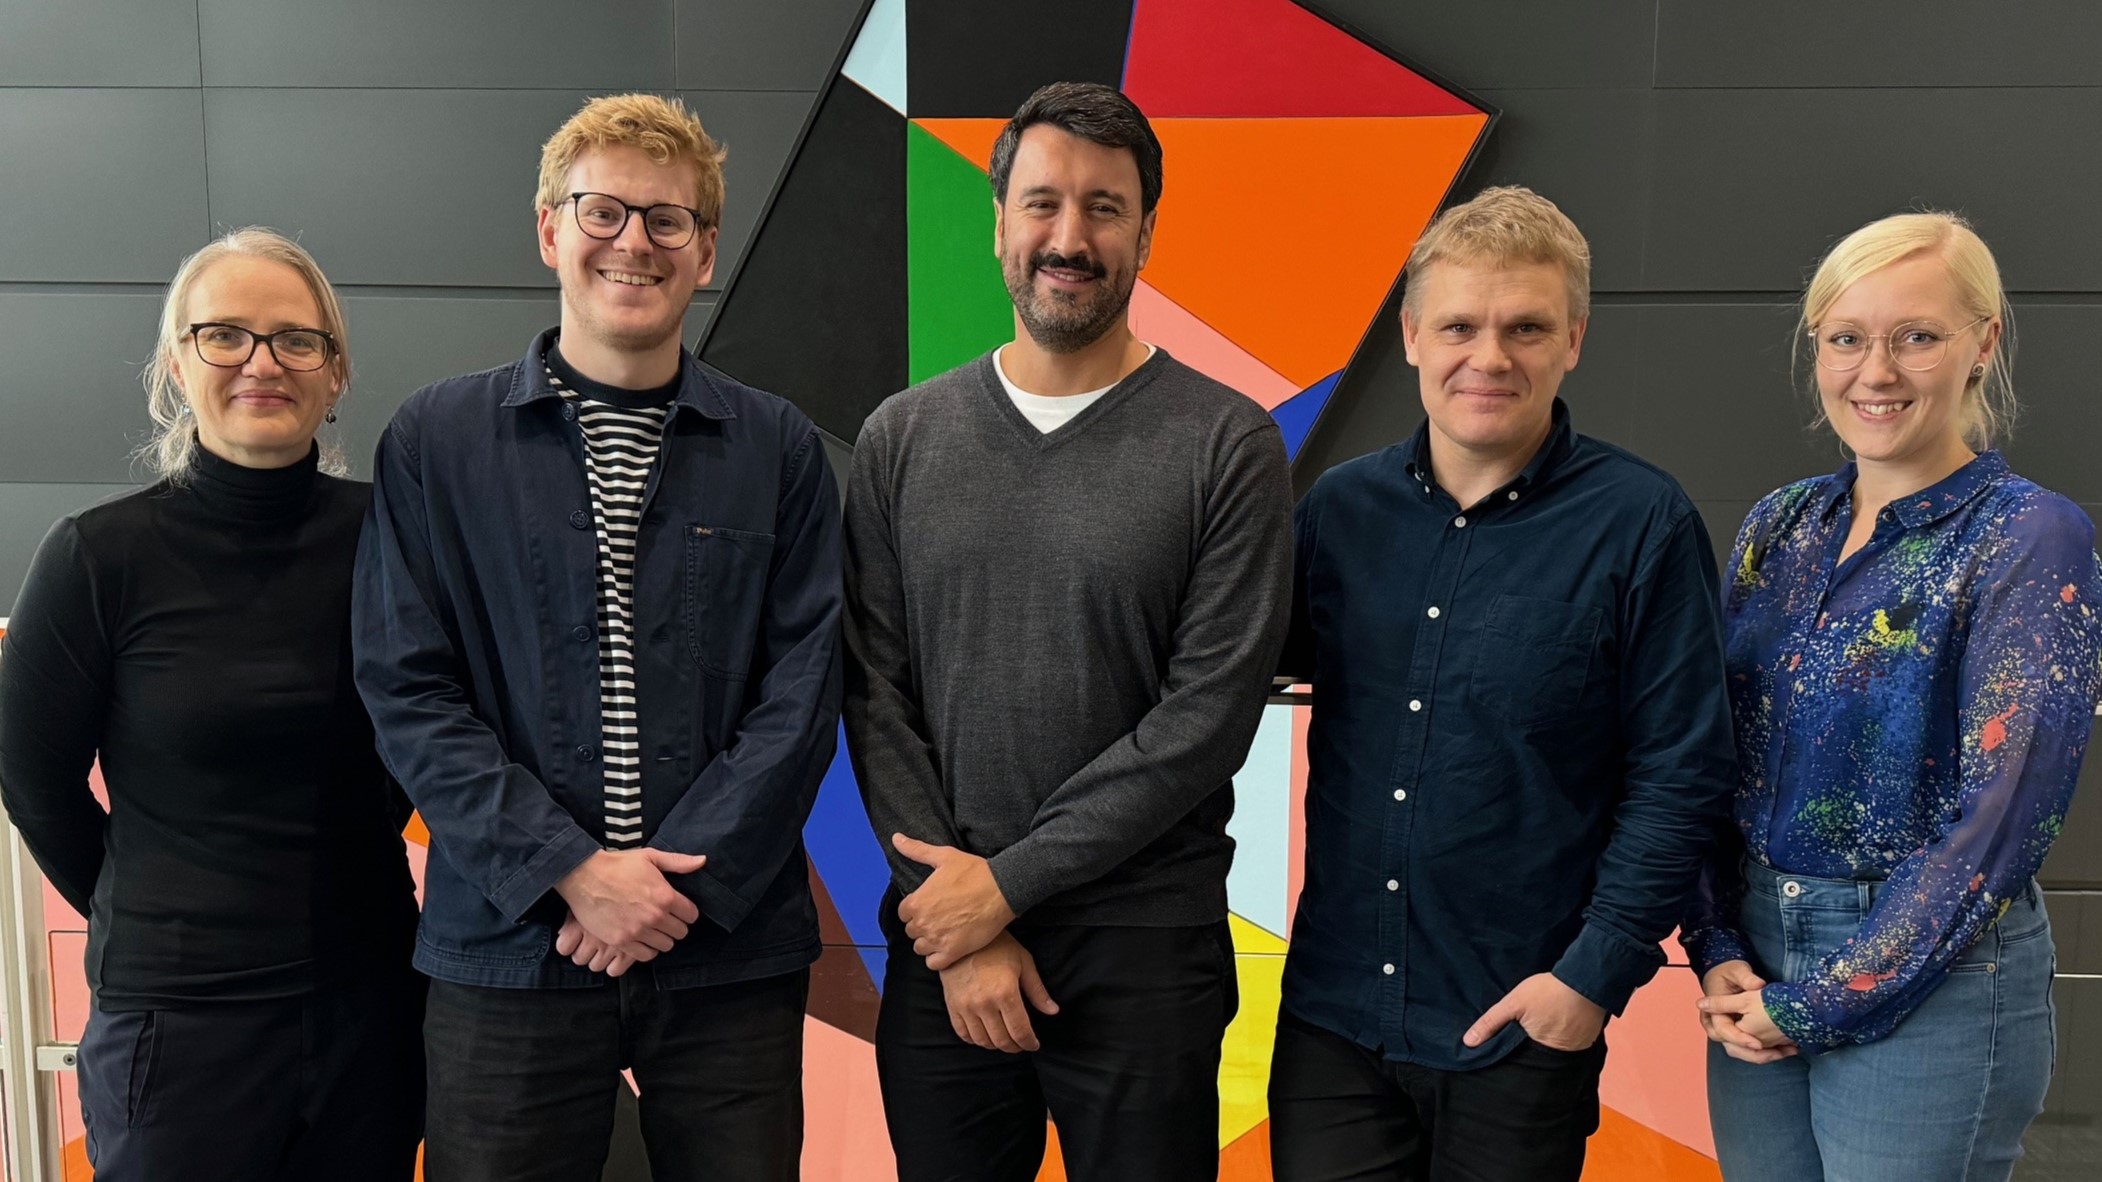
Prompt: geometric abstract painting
<box><xmin>699</xmin><ymin>0</ymin><xmax>1495</xmax><ymax>463</ymax></box>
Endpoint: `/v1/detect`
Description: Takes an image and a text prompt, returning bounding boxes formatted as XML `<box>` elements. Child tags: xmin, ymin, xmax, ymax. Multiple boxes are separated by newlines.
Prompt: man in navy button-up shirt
<box><xmin>1269</xmin><ymin>187</ymin><xmax>1735</xmax><ymax>1182</ymax></box>
<box><xmin>352</xmin><ymin>95</ymin><xmax>840</xmax><ymax>1181</ymax></box>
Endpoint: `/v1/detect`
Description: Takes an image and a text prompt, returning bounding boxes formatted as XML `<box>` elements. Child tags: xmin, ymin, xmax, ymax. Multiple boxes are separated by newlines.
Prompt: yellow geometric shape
<box><xmin>1219</xmin><ymin>947</ymin><xmax>1287</xmax><ymax>1147</ymax></box>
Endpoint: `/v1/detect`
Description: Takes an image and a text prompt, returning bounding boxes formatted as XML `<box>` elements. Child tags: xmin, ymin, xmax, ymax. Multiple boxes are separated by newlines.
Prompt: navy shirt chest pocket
<box><xmin>1469</xmin><ymin>593</ymin><xmax>1604</xmax><ymax>727</ymax></box>
<box><xmin>683</xmin><ymin>524</ymin><xmax>775</xmax><ymax>679</ymax></box>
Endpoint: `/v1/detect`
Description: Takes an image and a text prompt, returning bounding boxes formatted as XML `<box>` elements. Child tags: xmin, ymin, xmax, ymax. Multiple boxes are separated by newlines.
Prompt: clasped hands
<box><xmin>893</xmin><ymin>833</ymin><xmax>1059</xmax><ymax>1056</ymax></box>
<box><xmin>552</xmin><ymin>847</ymin><xmax>709</xmax><ymax>978</ymax></box>
<box><xmin>1696</xmin><ymin>960</ymin><xmax>1797</xmax><ymax>1064</ymax></box>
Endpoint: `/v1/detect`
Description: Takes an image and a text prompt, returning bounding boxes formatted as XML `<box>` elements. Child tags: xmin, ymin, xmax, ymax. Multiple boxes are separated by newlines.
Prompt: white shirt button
<box><xmin>1408</xmin><ymin>699</ymin><xmax>1422</xmax><ymax>712</ymax></box>
<box><xmin>1782</xmin><ymin>881</ymin><xmax>1802</xmax><ymax>898</ymax></box>
<box><xmin>1382</xmin><ymin>963</ymin><xmax>1396</xmax><ymax>975</ymax></box>
<box><xmin>1453</xmin><ymin>516</ymin><xmax>1468</xmax><ymax>528</ymax></box>
<box><xmin>1386</xmin><ymin>879</ymin><xmax>1399</xmax><ymax>891</ymax></box>
<box><xmin>1427</xmin><ymin>606</ymin><xmax>1441</xmax><ymax>619</ymax></box>
<box><xmin>1507</xmin><ymin>490</ymin><xmax>1520</xmax><ymax>501</ymax></box>
<box><xmin>1393</xmin><ymin>789</ymin><xmax>1407</xmax><ymax>802</ymax></box>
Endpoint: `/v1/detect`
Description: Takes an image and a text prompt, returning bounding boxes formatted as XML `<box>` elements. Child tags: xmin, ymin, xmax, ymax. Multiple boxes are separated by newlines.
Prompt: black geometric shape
<box><xmin>699</xmin><ymin>74</ymin><xmax>908</xmax><ymax>443</ymax></box>
<box><xmin>906</xmin><ymin>0</ymin><xmax>1137</xmax><ymax>118</ymax></box>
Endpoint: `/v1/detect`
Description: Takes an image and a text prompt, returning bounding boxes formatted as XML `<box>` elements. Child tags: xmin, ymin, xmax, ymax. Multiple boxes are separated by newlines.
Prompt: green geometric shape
<box><xmin>907</xmin><ymin>121</ymin><xmax>1013</xmax><ymax>383</ymax></box>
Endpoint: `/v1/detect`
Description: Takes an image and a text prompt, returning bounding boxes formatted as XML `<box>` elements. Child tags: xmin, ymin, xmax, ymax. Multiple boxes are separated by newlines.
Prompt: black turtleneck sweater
<box><xmin>0</xmin><ymin>445</ymin><xmax>417</xmax><ymax>1009</ymax></box>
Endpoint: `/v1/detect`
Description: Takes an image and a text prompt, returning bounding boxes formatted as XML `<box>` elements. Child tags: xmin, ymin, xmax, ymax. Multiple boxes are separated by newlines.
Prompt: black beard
<box><xmin>1004</xmin><ymin>249</ymin><xmax>1131</xmax><ymax>354</ymax></box>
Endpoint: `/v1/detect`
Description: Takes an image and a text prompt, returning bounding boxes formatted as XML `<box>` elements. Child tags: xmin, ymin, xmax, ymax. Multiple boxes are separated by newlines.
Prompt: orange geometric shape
<box><xmin>1220</xmin><ymin>1118</ymin><xmax>1271</xmax><ymax>1180</ymax></box>
<box><xmin>1582</xmin><ymin>1105</ymin><xmax>1723</xmax><ymax>1182</ymax></box>
<box><xmin>911</xmin><ymin>117</ymin><xmax>1005</xmax><ymax>178</ymax></box>
<box><xmin>1124</xmin><ymin>0</ymin><xmax>1478</xmax><ymax>118</ymax></box>
<box><xmin>1145</xmin><ymin>115</ymin><xmax>1487</xmax><ymax>387</ymax></box>
<box><xmin>1130</xmin><ymin>280</ymin><xmax>1300</xmax><ymax>410</ymax></box>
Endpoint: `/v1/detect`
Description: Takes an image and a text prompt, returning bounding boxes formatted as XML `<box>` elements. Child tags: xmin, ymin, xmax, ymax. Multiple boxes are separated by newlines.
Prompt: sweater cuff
<box><xmin>985</xmin><ymin>843</ymin><xmax>1053</xmax><ymax>919</ymax></box>
<box><xmin>1552</xmin><ymin>919</ymin><xmax>1666</xmax><ymax>1016</ymax></box>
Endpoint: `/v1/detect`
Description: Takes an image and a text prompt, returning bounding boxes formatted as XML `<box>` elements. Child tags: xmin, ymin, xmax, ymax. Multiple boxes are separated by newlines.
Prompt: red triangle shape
<box><xmin>1123</xmin><ymin>0</ymin><xmax>1478</xmax><ymax>117</ymax></box>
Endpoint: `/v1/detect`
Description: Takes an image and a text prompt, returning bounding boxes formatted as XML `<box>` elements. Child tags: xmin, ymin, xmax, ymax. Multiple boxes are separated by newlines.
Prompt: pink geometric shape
<box><xmin>801</xmin><ymin>1015</ymin><xmax>898</xmax><ymax>1181</ymax></box>
<box><xmin>1130</xmin><ymin>279</ymin><xmax>1302</xmax><ymax>411</ymax></box>
<box><xmin>1598</xmin><ymin>966</ymin><xmax>1717</xmax><ymax>1160</ymax></box>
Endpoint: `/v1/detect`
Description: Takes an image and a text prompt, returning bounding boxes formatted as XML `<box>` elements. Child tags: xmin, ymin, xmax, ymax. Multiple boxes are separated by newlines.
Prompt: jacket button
<box><xmin>569</xmin><ymin>510</ymin><xmax>589</xmax><ymax>529</ymax></box>
<box><xmin>576</xmin><ymin>744</ymin><xmax>596</xmax><ymax>761</ymax></box>
<box><xmin>561</xmin><ymin>403</ymin><xmax>577</xmax><ymax>421</ymax></box>
<box><xmin>572</xmin><ymin>625</ymin><xmax>591</xmax><ymax>642</ymax></box>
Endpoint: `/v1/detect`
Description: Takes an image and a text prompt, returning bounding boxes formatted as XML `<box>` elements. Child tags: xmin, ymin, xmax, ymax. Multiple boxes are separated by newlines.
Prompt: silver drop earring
<box><xmin>325</xmin><ymin>406</ymin><xmax>338</xmax><ymax>424</ymax></box>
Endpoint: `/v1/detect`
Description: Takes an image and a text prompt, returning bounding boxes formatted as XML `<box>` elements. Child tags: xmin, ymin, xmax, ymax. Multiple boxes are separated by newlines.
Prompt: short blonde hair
<box><xmin>535</xmin><ymin>94</ymin><xmax>727</xmax><ymax>227</ymax></box>
<box><xmin>140</xmin><ymin>228</ymin><xmax>351</xmax><ymax>483</ymax></box>
<box><xmin>1402</xmin><ymin>185</ymin><xmax>1592</xmax><ymax>325</ymax></box>
<box><xmin>1801</xmin><ymin>211</ymin><xmax>2014</xmax><ymax>448</ymax></box>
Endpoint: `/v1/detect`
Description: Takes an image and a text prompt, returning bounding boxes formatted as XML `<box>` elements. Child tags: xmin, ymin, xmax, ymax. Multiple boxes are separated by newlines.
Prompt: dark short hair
<box><xmin>987</xmin><ymin>82</ymin><xmax>1163</xmax><ymax>214</ymax></box>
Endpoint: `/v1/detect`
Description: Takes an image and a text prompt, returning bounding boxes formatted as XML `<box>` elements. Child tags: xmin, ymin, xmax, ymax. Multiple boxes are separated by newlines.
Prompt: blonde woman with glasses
<box><xmin>0</xmin><ymin>229</ymin><xmax>422</xmax><ymax>1181</ymax></box>
<box><xmin>1681</xmin><ymin>212</ymin><xmax>2102</xmax><ymax>1181</ymax></box>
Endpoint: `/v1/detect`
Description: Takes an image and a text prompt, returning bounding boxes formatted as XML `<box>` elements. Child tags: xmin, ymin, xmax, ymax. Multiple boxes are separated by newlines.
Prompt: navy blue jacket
<box><xmin>1281</xmin><ymin>401</ymin><xmax>1736</xmax><ymax>1069</ymax></box>
<box><xmin>352</xmin><ymin>330</ymin><xmax>842</xmax><ymax>989</ymax></box>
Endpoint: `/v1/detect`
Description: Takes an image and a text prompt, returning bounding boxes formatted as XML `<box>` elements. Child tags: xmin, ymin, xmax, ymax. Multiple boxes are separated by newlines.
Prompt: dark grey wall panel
<box><xmin>676</xmin><ymin>0</ymin><xmax>863</xmax><ymax>91</ymax></box>
<box><xmin>2047</xmin><ymin>891</ymin><xmax>2101</xmax><ymax>975</ymax></box>
<box><xmin>1456</xmin><ymin>89</ymin><xmax>1654</xmax><ymax>292</ymax></box>
<box><xmin>0</xmin><ymin>0</ymin><xmax>201</xmax><ymax>86</ymax></box>
<box><xmin>679</xmin><ymin>90</ymin><xmax>821</xmax><ymax>292</ymax></box>
<box><xmin>205</xmin><ymin>88</ymin><xmax>806</xmax><ymax>292</ymax></box>
<box><xmin>2044</xmin><ymin>717</ymin><xmax>2102</xmax><ymax>892</ymax></box>
<box><xmin>1308</xmin><ymin>0</ymin><xmax>1656</xmax><ymax>89</ymax></box>
<box><xmin>0</xmin><ymin>89</ymin><xmax>208</xmax><ymax>282</ymax></box>
<box><xmin>1995</xmin><ymin>304</ymin><xmax>2102</xmax><ymax>504</ymax></box>
<box><xmin>197</xmin><ymin>0</ymin><xmax>674</xmax><ymax>89</ymax></box>
<box><xmin>1623</xmin><ymin>303</ymin><xmax>1831</xmax><ymax>502</ymax></box>
<box><xmin>2040</xmin><ymin>976</ymin><xmax>2102</xmax><ymax>1162</ymax></box>
<box><xmin>0</xmin><ymin>294</ymin><xmax>160</xmax><ymax>484</ymax></box>
<box><xmin>332</xmin><ymin>291</ymin><xmax>717</xmax><ymax>478</ymax></box>
<box><xmin>1645</xmin><ymin>88</ymin><xmax>2102</xmax><ymax>293</ymax></box>
<box><xmin>0</xmin><ymin>484</ymin><xmax>138</xmax><ymax>616</ymax></box>
<box><xmin>204</xmin><ymin>88</ymin><xmax>591</xmax><ymax>288</ymax></box>
<box><xmin>1657</xmin><ymin>1</ymin><xmax>2102</xmax><ymax>89</ymax></box>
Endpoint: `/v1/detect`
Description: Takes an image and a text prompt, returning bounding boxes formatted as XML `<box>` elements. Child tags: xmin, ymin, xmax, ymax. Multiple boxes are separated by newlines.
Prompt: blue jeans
<box><xmin>1708</xmin><ymin>859</ymin><xmax>2057</xmax><ymax>1182</ymax></box>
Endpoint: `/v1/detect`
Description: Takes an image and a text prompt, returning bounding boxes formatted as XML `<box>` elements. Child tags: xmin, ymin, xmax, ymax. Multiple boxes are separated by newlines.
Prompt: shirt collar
<box><xmin>500</xmin><ymin>327</ymin><xmax>737</xmax><ymax>420</ymax></box>
<box><xmin>1816</xmin><ymin>449</ymin><xmax>2008</xmax><ymax>528</ymax></box>
<box><xmin>1403</xmin><ymin>398</ymin><xmax>1576</xmax><ymax>499</ymax></box>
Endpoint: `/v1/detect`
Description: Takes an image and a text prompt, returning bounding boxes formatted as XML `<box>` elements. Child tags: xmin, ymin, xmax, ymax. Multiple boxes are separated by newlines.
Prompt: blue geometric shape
<box><xmin>1225</xmin><ymin>702</ymin><xmax>1296</xmax><ymax>938</ymax></box>
<box><xmin>841</xmin><ymin>0</ymin><xmax>906</xmax><ymax>115</ymax></box>
<box><xmin>1271</xmin><ymin>369</ymin><xmax>1340</xmax><ymax>461</ymax></box>
<box><xmin>802</xmin><ymin>722</ymin><xmax>891</xmax><ymax>980</ymax></box>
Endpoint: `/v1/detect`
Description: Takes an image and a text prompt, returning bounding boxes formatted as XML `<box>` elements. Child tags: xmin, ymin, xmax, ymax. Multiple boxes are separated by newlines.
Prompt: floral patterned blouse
<box><xmin>1682</xmin><ymin>450</ymin><xmax>2102</xmax><ymax>1052</ymax></box>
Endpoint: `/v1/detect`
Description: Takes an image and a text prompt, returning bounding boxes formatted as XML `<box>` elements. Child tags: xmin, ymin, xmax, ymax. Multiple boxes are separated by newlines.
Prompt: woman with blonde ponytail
<box><xmin>0</xmin><ymin>229</ymin><xmax>421</xmax><ymax>1180</ymax></box>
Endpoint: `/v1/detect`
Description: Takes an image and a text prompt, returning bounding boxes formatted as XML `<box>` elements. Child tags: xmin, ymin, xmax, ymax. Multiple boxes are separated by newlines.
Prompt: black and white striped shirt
<box><xmin>546</xmin><ymin>360</ymin><xmax>669</xmax><ymax>849</ymax></box>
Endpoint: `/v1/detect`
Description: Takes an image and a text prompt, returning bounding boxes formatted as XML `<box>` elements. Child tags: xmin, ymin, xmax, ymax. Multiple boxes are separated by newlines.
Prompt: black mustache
<box><xmin>1031</xmin><ymin>251</ymin><xmax>1108</xmax><ymax>279</ymax></box>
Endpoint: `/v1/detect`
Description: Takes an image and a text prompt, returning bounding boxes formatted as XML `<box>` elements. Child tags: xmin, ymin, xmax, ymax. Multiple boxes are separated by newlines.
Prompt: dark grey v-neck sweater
<box><xmin>843</xmin><ymin>348</ymin><xmax>1293</xmax><ymax>926</ymax></box>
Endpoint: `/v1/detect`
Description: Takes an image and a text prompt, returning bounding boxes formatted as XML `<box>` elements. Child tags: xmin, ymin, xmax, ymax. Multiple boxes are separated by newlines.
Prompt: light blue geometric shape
<box><xmin>1225</xmin><ymin>702</ymin><xmax>1297</xmax><ymax>939</ymax></box>
<box><xmin>841</xmin><ymin>0</ymin><xmax>906</xmax><ymax>116</ymax></box>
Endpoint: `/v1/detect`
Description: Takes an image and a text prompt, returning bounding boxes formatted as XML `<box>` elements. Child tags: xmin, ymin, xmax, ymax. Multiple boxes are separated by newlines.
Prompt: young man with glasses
<box><xmin>353</xmin><ymin>93</ymin><xmax>841</xmax><ymax>1182</ymax></box>
<box><xmin>843</xmin><ymin>81</ymin><xmax>1292</xmax><ymax>1181</ymax></box>
<box><xmin>1269</xmin><ymin>186</ymin><xmax>1737</xmax><ymax>1182</ymax></box>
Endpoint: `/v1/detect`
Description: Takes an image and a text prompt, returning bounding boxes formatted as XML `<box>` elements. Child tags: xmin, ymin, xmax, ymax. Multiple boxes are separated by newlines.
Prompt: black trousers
<box><xmin>77</xmin><ymin>972</ymin><xmax>425</xmax><ymax>1182</ymax></box>
<box><xmin>1268</xmin><ymin>1010</ymin><xmax>1607</xmax><ymax>1182</ymax></box>
<box><xmin>421</xmin><ymin>966</ymin><xmax>808</xmax><ymax>1182</ymax></box>
<box><xmin>876</xmin><ymin>915</ymin><xmax>1238</xmax><ymax>1182</ymax></box>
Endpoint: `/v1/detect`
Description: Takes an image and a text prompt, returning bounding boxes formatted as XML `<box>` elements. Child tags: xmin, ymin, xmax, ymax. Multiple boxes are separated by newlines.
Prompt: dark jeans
<box><xmin>876</xmin><ymin>915</ymin><xmax>1238</xmax><ymax>1182</ymax></box>
<box><xmin>1268</xmin><ymin>1009</ymin><xmax>1607</xmax><ymax>1182</ymax></box>
<box><xmin>421</xmin><ymin>966</ymin><xmax>809</xmax><ymax>1182</ymax></box>
<box><xmin>77</xmin><ymin>972</ymin><xmax>425</xmax><ymax>1182</ymax></box>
